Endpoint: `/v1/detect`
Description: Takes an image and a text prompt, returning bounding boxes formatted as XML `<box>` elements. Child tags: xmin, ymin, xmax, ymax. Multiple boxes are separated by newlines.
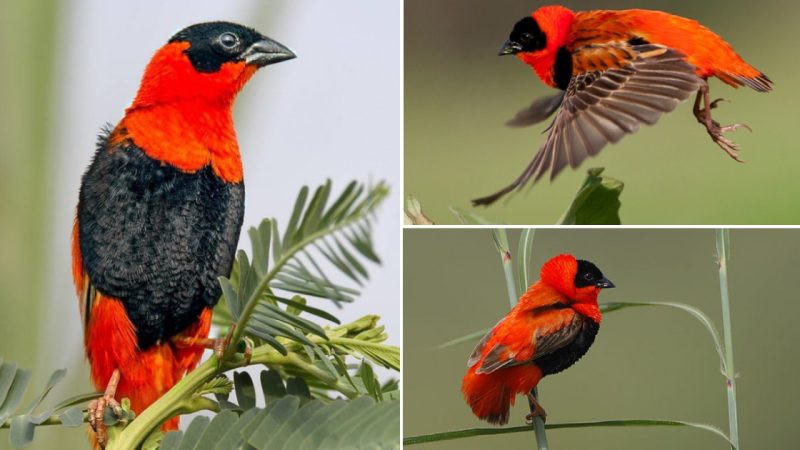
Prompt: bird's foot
<box><xmin>88</xmin><ymin>370</ymin><xmax>122</xmax><ymax>449</ymax></box>
<box><xmin>524</xmin><ymin>392</ymin><xmax>548</xmax><ymax>424</ymax></box>
<box><xmin>172</xmin><ymin>325</ymin><xmax>252</xmax><ymax>366</ymax></box>
<box><xmin>692</xmin><ymin>86</ymin><xmax>750</xmax><ymax>162</ymax></box>
<box><xmin>211</xmin><ymin>324</ymin><xmax>253</xmax><ymax>365</ymax></box>
<box><xmin>702</xmin><ymin>119</ymin><xmax>751</xmax><ymax>162</ymax></box>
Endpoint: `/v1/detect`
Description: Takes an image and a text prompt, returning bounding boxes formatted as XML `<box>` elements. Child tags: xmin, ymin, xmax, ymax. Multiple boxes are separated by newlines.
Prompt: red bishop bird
<box><xmin>473</xmin><ymin>5</ymin><xmax>773</xmax><ymax>206</ymax></box>
<box><xmin>462</xmin><ymin>254</ymin><xmax>614</xmax><ymax>424</ymax></box>
<box><xmin>72</xmin><ymin>22</ymin><xmax>294</xmax><ymax>447</ymax></box>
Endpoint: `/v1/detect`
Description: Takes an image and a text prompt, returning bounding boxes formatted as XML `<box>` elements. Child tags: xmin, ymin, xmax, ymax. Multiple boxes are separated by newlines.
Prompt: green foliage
<box><xmin>408</xmin><ymin>168</ymin><xmax>623</xmax><ymax>225</ymax></box>
<box><xmin>558</xmin><ymin>167</ymin><xmax>624</xmax><ymax>225</ymax></box>
<box><xmin>218</xmin><ymin>179</ymin><xmax>389</xmax><ymax>360</ymax></box>
<box><xmin>160</xmin><ymin>368</ymin><xmax>398</xmax><ymax>450</ymax></box>
<box><xmin>0</xmin><ymin>360</ymin><xmax>99</xmax><ymax>449</ymax></box>
<box><xmin>162</xmin><ymin>396</ymin><xmax>399</xmax><ymax>450</ymax></box>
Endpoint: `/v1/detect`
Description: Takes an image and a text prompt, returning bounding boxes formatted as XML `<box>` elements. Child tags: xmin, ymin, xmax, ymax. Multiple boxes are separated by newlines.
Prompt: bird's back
<box><xmin>571</xmin><ymin>9</ymin><xmax>764</xmax><ymax>84</ymax></box>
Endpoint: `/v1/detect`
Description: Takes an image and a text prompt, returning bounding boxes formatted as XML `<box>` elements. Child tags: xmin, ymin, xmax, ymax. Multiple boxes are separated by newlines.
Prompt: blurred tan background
<box><xmin>405</xmin><ymin>0</ymin><xmax>797</xmax><ymax>224</ymax></box>
<box><xmin>0</xmin><ymin>1</ymin><xmax>400</xmax><ymax>449</ymax></box>
<box><xmin>404</xmin><ymin>229</ymin><xmax>800</xmax><ymax>450</ymax></box>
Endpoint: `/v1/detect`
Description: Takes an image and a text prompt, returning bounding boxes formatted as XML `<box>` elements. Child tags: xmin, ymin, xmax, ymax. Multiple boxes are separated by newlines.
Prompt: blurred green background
<box><xmin>404</xmin><ymin>229</ymin><xmax>800</xmax><ymax>449</ymax></box>
<box><xmin>405</xmin><ymin>0</ymin><xmax>797</xmax><ymax>224</ymax></box>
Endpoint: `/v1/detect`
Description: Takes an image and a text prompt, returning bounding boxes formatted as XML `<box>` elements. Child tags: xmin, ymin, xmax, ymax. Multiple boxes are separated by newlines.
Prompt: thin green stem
<box><xmin>108</xmin><ymin>358</ymin><xmax>219</xmax><ymax>450</ymax></box>
<box><xmin>716</xmin><ymin>229</ymin><xmax>739</xmax><ymax>449</ymax></box>
<box><xmin>492</xmin><ymin>229</ymin><xmax>548</xmax><ymax>450</ymax></box>
<box><xmin>404</xmin><ymin>419</ymin><xmax>735</xmax><ymax>446</ymax></box>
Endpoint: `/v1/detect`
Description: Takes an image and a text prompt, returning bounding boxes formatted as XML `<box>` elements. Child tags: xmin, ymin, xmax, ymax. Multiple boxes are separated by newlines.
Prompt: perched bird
<box><xmin>473</xmin><ymin>5</ymin><xmax>772</xmax><ymax>206</ymax></box>
<box><xmin>462</xmin><ymin>254</ymin><xmax>613</xmax><ymax>424</ymax></box>
<box><xmin>72</xmin><ymin>22</ymin><xmax>294</xmax><ymax>446</ymax></box>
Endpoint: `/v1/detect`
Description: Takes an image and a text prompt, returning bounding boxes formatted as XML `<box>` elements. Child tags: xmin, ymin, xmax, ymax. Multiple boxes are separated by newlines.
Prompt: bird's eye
<box><xmin>520</xmin><ymin>32</ymin><xmax>534</xmax><ymax>43</ymax></box>
<box><xmin>219</xmin><ymin>32</ymin><xmax>239</xmax><ymax>49</ymax></box>
<box><xmin>583</xmin><ymin>272</ymin><xmax>594</xmax><ymax>281</ymax></box>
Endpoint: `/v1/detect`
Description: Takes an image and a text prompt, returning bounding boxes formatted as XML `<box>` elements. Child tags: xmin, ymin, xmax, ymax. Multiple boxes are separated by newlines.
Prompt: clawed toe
<box><xmin>524</xmin><ymin>392</ymin><xmax>548</xmax><ymax>424</ymax></box>
<box><xmin>88</xmin><ymin>394</ymin><xmax>122</xmax><ymax>448</ymax></box>
<box><xmin>693</xmin><ymin>84</ymin><xmax>751</xmax><ymax>162</ymax></box>
<box><xmin>709</xmin><ymin>97</ymin><xmax>729</xmax><ymax>110</ymax></box>
<box><xmin>719</xmin><ymin>123</ymin><xmax>751</xmax><ymax>133</ymax></box>
<box><xmin>525</xmin><ymin>409</ymin><xmax>547</xmax><ymax>424</ymax></box>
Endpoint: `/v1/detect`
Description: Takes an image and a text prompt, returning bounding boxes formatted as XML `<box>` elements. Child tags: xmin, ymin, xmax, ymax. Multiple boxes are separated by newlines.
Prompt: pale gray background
<box><xmin>0</xmin><ymin>1</ymin><xmax>400</xmax><ymax>448</ymax></box>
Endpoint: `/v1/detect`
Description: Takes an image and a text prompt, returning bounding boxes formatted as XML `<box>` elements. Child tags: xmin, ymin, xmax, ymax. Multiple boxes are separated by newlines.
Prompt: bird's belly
<box><xmin>78</xmin><ymin>143</ymin><xmax>245</xmax><ymax>349</ymax></box>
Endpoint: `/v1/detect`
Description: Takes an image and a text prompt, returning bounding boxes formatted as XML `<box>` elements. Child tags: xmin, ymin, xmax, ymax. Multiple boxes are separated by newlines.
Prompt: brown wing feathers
<box><xmin>473</xmin><ymin>44</ymin><xmax>702</xmax><ymax>206</ymax></box>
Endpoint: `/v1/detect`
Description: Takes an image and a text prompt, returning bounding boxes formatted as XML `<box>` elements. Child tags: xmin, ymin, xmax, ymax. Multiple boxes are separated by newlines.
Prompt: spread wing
<box><xmin>473</xmin><ymin>44</ymin><xmax>703</xmax><ymax>206</ymax></box>
<box><xmin>468</xmin><ymin>305</ymin><xmax>583</xmax><ymax>375</ymax></box>
<box><xmin>505</xmin><ymin>92</ymin><xmax>566</xmax><ymax>128</ymax></box>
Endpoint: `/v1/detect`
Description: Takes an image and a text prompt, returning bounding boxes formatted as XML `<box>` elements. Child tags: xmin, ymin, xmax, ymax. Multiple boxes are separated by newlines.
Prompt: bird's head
<box><xmin>540</xmin><ymin>254</ymin><xmax>614</xmax><ymax>305</ymax></box>
<box><xmin>130</xmin><ymin>22</ymin><xmax>295</xmax><ymax>109</ymax></box>
<box><xmin>499</xmin><ymin>5</ymin><xmax>574</xmax><ymax>86</ymax></box>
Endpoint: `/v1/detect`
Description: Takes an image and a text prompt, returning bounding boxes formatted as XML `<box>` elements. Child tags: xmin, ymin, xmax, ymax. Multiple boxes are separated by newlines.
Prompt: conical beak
<box><xmin>498</xmin><ymin>39</ymin><xmax>522</xmax><ymax>56</ymax></box>
<box><xmin>595</xmin><ymin>277</ymin><xmax>615</xmax><ymax>289</ymax></box>
<box><xmin>243</xmin><ymin>37</ymin><xmax>296</xmax><ymax>67</ymax></box>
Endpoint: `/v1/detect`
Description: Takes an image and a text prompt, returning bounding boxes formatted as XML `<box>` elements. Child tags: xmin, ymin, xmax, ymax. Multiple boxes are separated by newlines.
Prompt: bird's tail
<box><xmin>111</xmin><ymin>343</ymin><xmax>181</xmax><ymax>430</ymax></box>
<box><xmin>461</xmin><ymin>367</ymin><xmax>515</xmax><ymax>425</ymax></box>
<box><xmin>718</xmin><ymin>71</ymin><xmax>773</xmax><ymax>93</ymax></box>
<box><xmin>87</xmin><ymin>301</ymin><xmax>214</xmax><ymax>435</ymax></box>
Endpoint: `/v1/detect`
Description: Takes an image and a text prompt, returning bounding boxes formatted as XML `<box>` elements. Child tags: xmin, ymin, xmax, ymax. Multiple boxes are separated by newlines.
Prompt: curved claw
<box><xmin>524</xmin><ymin>392</ymin><xmax>548</xmax><ymax>424</ymax></box>
<box><xmin>720</xmin><ymin>123</ymin><xmax>752</xmax><ymax>133</ymax></box>
<box><xmin>693</xmin><ymin>85</ymin><xmax>751</xmax><ymax>162</ymax></box>
<box><xmin>709</xmin><ymin>98</ymin><xmax>729</xmax><ymax>110</ymax></box>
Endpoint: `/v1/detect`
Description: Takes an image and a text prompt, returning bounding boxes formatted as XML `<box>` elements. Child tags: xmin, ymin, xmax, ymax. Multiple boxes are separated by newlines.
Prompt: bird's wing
<box><xmin>467</xmin><ymin>318</ymin><xmax>502</xmax><ymax>368</ymax></box>
<box><xmin>473</xmin><ymin>44</ymin><xmax>702</xmax><ymax>206</ymax></box>
<box><xmin>506</xmin><ymin>91</ymin><xmax>566</xmax><ymax>127</ymax></box>
<box><xmin>72</xmin><ymin>219</ymin><xmax>96</xmax><ymax>341</ymax></box>
<box><xmin>472</xmin><ymin>305</ymin><xmax>580</xmax><ymax>375</ymax></box>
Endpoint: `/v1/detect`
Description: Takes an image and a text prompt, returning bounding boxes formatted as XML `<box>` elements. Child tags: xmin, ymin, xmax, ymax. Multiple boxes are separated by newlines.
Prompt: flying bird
<box><xmin>72</xmin><ymin>22</ymin><xmax>294</xmax><ymax>447</ymax></box>
<box><xmin>473</xmin><ymin>5</ymin><xmax>772</xmax><ymax>206</ymax></box>
<box><xmin>462</xmin><ymin>254</ymin><xmax>613</xmax><ymax>424</ymax></box>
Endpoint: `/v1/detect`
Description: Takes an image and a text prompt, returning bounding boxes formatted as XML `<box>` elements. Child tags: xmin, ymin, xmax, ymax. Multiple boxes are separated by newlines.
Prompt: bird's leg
<box><xmin>525</xmin><ymin>391</ymin><xmax>548</xmax><ymax>424</ymax></box>
<box><xmin>172</xmin><ymin>324</ymin><xmax>252</xmax><ymax>364</ymax></box>
<box><xmin>692</xmin><ymin>82</ymin><xmax>751</xmax><ymax>162</ymax></box>
<box><xmin>87</xmin><ymin>368</ymin><xmax>123</xmax><ymax>449</ymax></box>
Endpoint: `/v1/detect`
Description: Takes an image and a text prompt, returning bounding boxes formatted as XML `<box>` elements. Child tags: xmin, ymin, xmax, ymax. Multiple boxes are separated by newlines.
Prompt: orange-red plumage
<box><xmin>462</xmin><ymin>255</ymin><xmax>612</xmax><ymax>424</ymax></box>
<box><xmin>109</xmin><ymin>41</ymin><xmax>257</xmax><ymax>183</ymax></box>
<box><xmin>523</xmin><ymin>6</ymin><xmax>764</xmax><ymax>88</ymax></box>
<box><xmin>473</xmin><ymin>5</ymin><xmax>772</xmax><ymax>206</ymax></box>
<box><xmin>74</xmin><ymin>22</ymin><xmax>295</xmax><ymax>447</ymax></box>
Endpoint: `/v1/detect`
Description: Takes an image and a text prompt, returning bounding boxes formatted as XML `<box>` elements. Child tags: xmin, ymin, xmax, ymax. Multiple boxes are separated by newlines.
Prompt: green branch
<box><xmin>491</xmin><ymin>229</ymin><xmax>548</xmax><ymax>450</ymax></box>
<box><xmin>716</xmin><ymin>229</ymin><xmax>739</xmax><ymax>449</ymax></box>
<box><xmin>404</xmin><ymin>419</ymin><xmax>734</xmax><ymax>446</ymax></box>
<box><xmin>107</xmin><ymin>316</ymin><xmax>391</xmax><ymax>449</ymax></box>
